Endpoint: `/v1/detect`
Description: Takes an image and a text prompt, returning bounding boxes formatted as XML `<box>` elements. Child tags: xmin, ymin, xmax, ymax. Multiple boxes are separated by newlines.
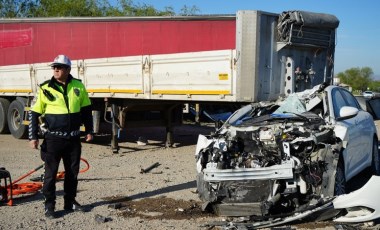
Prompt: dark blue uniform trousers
<box><xmin>41</xmin><ymin>136</ymin><xmax>81</xmax><ymax>209</ymax></box>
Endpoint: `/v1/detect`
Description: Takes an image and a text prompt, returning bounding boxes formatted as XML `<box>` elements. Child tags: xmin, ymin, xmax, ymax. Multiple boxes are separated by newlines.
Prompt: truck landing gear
<box><xmin>165</xmin><ymin>126</ymin><xmax>174</xmax><ymax>148</ymax></box>
<box><xmin>106</xmin><ymin>101</ymin><xmax>182</xmax><ymax>153</ymax></box>
<box><xmin>111</xmin><ymin>103</ymin><xmax>120</xmax><ymax>153</ymax></box>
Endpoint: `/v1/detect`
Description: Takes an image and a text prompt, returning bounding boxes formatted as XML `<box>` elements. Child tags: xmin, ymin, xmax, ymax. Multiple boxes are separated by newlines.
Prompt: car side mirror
<box><xmin>336</xmin><ymin>106</ymin><xmax>359</xmax><ymax>121</ymax></box>
<box><xmin>366</xmin><ymin>98</ymin><xmax>380</xmax><ymax>120</ymax></box>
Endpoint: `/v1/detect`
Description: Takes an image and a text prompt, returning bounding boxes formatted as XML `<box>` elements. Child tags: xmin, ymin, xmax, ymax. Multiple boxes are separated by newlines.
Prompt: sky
<box><xmin>112</xmin><ymin>0</ymin><xmax>380</xmax><ymax>78</ymax></box>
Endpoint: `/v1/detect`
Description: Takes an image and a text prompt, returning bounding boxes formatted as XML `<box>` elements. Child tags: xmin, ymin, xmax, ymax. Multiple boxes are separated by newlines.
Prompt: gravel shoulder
<box><xmin>1</xmin><ymin>122</ymin><xmax>377</xmax><ymax>230</ymax></box>
<box><xmin>0</xmin><ymin>124</ymin><xmax>223</xmax><ymax>230</ymax></box>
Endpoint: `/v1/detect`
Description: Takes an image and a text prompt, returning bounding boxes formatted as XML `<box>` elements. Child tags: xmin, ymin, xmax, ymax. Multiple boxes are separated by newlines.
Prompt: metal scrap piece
<box><xmin>94</xmin><ymin>214</ymin><xmax>111</xmax><ymax>223</ymax></box>
<box><xmin>140</xmin><ymin>162</ymin><xmax>161</xmax><ymax>174</ymax></box>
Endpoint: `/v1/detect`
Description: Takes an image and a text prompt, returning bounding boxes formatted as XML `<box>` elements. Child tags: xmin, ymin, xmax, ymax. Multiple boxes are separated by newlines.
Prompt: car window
<box><xmin>340</xmin><ymin>89</ymin><xmax>360</xmax><ymax>109</ymax></box>
<box><xmin>332</xmin><ymin>88</ymin><xmax>347</xmax><ymax>118</ymax></box>
<box><xmin>332</xmin><ymin>88</ymin><xmax>361</xmax><ymax>118</ymax></box>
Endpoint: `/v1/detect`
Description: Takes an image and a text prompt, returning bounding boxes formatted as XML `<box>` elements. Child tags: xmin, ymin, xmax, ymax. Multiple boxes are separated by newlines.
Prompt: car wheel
<box><xmin>7</xmin><ymin>99</ymin><xmax>27</xmax><ymax>139</ymax></box>
<box><xmin>371</xmin><ymin>138</ymin><xmax>380</xmax><ymax>176</ymax></box>
<box><xmin>0</xmin><ymin>98</ymin><xmax>10</xmax><ymax>134</ymax></box>
<box><xmin>334</xmin><ymin>157</ymin><xmax>346</xmax><ymax>196</ymax></box>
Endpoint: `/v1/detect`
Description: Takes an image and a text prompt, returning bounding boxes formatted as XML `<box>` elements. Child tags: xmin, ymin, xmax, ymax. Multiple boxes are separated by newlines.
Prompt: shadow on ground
<box><xmin>88</xmin><ymin>122</ymin><xmax>216</xmax><ymax>149</ymax></box>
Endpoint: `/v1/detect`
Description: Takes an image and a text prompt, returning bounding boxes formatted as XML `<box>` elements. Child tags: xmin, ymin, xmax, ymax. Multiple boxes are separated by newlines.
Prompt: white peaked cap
<box><xmin>50</xmin><ymin>54</ymin><xmax>71</xmax><ymax>67</ymax></box>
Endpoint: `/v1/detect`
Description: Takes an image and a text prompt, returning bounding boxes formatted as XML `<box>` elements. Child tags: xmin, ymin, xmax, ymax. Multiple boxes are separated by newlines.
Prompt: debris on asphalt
<box><xmin>140</xmin><ymin>162</ymin><xmax>160</xmax><ymax>174</ymax></box>
<box><xmin>107</xmin><ymin>203</ymin><xmax>122</xmax><ymax>210</ymax></box>
<box><xmin>94</xmin><ymin>214</ymin><xmax>111</xmax><ymax>223</ymax></box>
<box><xmin>137</xmin><ymin>136</ymin><xmax>148</xmax><ymax>146</ymax></box>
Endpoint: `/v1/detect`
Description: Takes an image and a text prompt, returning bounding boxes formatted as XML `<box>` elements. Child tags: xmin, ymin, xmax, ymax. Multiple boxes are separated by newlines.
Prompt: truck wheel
<box><xmin>0</xmin><ymin>98</ymin><xmax>10</xmax><ymax>134</ymax></box>
<box><xmin>7</xmin><ymin>99</ymin><xmax>27</xmax><ymax>139</ymax></box>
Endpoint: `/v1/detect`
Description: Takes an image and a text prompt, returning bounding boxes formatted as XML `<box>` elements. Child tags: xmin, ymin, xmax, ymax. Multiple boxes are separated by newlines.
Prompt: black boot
<box><xmin>64</xmin><ymin>200</ymin><xmax>85</xmax><ymax>212</ymax></box>
<box><xmin>44</xmin><ymin>205</ymin><xmax>57</xmax><ymax>219</ymax></box>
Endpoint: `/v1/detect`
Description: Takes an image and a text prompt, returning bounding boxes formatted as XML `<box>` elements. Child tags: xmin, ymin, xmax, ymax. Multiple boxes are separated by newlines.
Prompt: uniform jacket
<box><xmin>29</xmin><ymin>74</ymin><xmax>93</xmax><ymax>140</ymax></box>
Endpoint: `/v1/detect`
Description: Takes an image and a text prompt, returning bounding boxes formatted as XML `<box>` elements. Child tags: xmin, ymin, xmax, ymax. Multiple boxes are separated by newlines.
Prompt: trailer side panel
<box><xmin>0</xmin><ymin>19</ymin><xmax>236</xmax><ymax>66</ymax></box>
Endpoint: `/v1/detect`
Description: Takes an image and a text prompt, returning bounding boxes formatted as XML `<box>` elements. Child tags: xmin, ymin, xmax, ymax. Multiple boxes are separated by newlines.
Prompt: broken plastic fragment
<box><xmin>333</xmin><ymin>176</ymin><xmax>380</xmax><ymax>222</ymax></box>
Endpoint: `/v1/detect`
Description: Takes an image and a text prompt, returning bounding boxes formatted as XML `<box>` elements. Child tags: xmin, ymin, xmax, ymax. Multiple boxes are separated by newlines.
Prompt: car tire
<box><xmin>334</xmin><ymin>157</ymin><xmax>346</xmax><ymax>196</ymax></box>
<box><xmin>0</xmin><ymin>98</ymin><xmax>10</xmax><ymax>134</ymax></box>
<box><xmin>371</xmin><ymin>138</ymin><xmax>380</xmax><ymax>176</ymax></box>
<box><xmin>7</xmin><ymin>99</ymin><xmax>27</xmax><ymax>139</ymax></box>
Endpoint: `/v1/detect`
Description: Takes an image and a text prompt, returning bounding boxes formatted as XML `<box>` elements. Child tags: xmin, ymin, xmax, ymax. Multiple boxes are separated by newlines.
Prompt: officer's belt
<box><xmin>48</xmin><ymin>130</ymin><xmax>81</xmax><ymax>137</ymax></box>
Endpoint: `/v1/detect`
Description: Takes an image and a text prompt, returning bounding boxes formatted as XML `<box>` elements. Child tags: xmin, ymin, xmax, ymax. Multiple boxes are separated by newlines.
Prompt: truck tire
<box><xmin>7</xmin><ymin>99</ymin><xmax>27</xmax><ymax>139</ymax></box>
<box><xmin>0</xmin><ymin>98</ymin><xmax>10</xmax><ymax>134</ymax></box>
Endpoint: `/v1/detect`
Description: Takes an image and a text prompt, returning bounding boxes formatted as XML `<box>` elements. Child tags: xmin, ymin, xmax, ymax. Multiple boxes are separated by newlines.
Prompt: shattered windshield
<box><xmin>227</xmin><ymin>84</ymin><xmax>325</xmax><ymax>127</ymax></box>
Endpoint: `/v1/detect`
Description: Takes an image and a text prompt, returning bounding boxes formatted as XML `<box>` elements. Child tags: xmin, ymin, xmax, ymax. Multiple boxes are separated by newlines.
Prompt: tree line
<box><xmin>0</xmin><ymin>0</ymin><xmax>200</xmax><ymax>17</ymax></box>
<box><xmin>337</xmin><ymin>67</ymin><xmax>380</xmax><ymax>93</ymax></box>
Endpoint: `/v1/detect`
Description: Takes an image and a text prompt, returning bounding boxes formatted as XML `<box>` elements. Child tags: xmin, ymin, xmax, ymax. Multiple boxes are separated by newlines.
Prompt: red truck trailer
<box><xmin>0</xmin><ymin>16</ymin><xmax>235</xmax><ymax>66</ymax></box>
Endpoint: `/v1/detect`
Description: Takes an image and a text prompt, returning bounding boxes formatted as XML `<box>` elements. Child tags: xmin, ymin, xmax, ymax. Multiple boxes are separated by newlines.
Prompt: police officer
<box><xmin>29</xmin><ymin>54</ymin><xmax>93</xmax><ymax>219</ymax></box>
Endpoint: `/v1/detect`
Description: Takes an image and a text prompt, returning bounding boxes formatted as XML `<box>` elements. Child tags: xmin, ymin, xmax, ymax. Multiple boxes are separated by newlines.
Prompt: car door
<box><xmin>341</xmin><ymin>89</ymin><xmax>373</xmax><ymax>169</ymax></box>
<box><xmin>331</xmin><ymin>88</ymin><xmax>371</xmax><ymax>180</ymax></box>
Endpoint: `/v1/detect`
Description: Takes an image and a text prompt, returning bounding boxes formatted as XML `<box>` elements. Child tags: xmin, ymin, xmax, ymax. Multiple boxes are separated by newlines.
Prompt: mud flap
<box><xmin>333</xmin><ymin>176</ymin><xmax>380</xmax><ymax>222</ymax></box>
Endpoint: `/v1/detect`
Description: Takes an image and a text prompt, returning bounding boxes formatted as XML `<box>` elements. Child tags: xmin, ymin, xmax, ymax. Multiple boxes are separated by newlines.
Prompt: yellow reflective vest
<box><xmin>29</xmin><ymin>75</ymin><xmax>92</xmax><ymax>139</ymax></box>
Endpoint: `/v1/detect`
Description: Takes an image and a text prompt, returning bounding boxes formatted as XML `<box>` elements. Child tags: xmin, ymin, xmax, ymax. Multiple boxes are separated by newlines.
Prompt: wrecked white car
<box><xmin>195</xmin><ymin>83</ymin><xmax>380</xmax><ymax>220</ymax></box>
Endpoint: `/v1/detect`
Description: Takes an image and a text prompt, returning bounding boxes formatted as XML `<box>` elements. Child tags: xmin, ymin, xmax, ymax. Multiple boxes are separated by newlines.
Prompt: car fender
<box><xmin>333</xmin><ymin>124</ymin><xmax>348</xmax><ymax>148</ymax></box>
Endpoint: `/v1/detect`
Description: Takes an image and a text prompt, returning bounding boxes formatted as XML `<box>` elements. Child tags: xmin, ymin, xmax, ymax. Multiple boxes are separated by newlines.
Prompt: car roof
<box><xmin>325</xmin><ymin>85</ymin><xmax>349</xmax><ymax>93</ymax></box>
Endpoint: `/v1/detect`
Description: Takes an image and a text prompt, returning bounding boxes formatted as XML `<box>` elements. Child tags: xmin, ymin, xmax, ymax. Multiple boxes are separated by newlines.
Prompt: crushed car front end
<box><xmin>195</xmin><ymin>85</ymin><xmax>344</xmax><ymax>218</ymax></box>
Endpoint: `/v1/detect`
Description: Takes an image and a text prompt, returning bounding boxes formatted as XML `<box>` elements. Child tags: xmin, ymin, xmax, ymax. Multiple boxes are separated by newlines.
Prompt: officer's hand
<box><xmin>29</xmin><ymin>139</ymin><xmax>39</xmax><ymax>149</ymax></box>
<box><xmin>85</xmin><ymin>133</ymin><xmax>93</xmax><ymax>142</ymax></box>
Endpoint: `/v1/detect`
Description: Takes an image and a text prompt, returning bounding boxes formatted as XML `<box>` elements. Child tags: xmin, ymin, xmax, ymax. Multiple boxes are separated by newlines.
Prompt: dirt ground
<box><xmin>0</xmin><ymin>123</ymin><xmax>379</xmax><ymax>229</ymax></box>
